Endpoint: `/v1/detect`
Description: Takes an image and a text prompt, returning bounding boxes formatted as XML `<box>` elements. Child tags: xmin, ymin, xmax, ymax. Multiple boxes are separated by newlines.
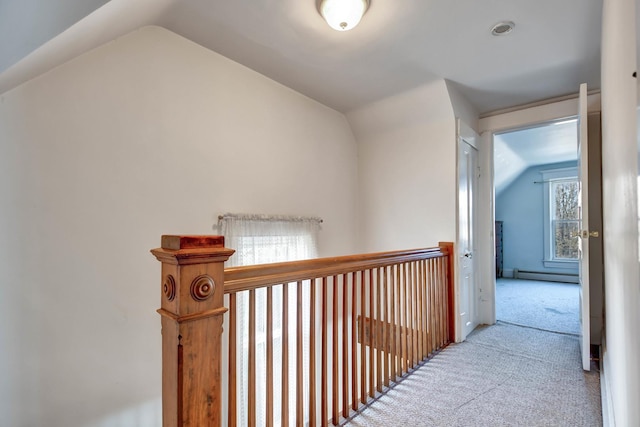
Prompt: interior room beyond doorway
<box><xmin>493</xmin><ymin>119</ymin><xmax>580</xmax><ymax>335</ymax></box>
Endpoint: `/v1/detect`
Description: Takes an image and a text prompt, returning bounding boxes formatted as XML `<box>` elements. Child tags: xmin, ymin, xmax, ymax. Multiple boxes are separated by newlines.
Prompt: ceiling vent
<box><xmin>491</xmin><ymin>21</ymin><xmax>515</xmax><ymax>36</ymax></box>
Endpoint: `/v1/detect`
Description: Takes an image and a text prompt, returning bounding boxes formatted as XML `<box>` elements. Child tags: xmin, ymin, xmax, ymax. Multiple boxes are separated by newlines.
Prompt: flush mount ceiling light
<box><xmin>491</xmin><ymin>21</ymin><xmax>515</xmax><ymax>36</ymax></box>
<box><xmin>318</xmin><ymin>0</ymin><xmax>370</xmax><ymax>31</ymax></box>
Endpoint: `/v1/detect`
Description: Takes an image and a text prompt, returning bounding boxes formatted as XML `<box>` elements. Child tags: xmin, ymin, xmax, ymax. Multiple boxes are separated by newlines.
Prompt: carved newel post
<box><xmin>151</xmin><ymin>235</ymin><xmax>235</xmax><ymax>427</ymax></box>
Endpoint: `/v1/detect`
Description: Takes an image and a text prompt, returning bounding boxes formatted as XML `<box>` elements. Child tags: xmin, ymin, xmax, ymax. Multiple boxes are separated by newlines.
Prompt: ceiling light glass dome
<box><xmin>319</xmin><ymin>0</ymin><xmax>370</xmax><ymax>31</ymax></box>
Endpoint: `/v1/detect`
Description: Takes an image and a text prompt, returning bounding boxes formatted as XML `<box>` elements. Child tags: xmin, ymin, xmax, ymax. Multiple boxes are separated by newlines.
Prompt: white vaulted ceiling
<box><xmin>494</xmin><ymin>119</ymin><xmax>578</xmax><ymax>195</ymax></box>
<box><xmin>0</xmin><ymin>0</ymin><xmax>620</xmax><ymax>114</ymax></box>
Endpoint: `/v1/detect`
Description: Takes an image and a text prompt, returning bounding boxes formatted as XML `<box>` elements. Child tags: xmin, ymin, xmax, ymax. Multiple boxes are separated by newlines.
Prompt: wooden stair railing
<box><xmin>152</xmin><ymin>236</ymin><xmax>454</xmax><ymax>426</ymax></box>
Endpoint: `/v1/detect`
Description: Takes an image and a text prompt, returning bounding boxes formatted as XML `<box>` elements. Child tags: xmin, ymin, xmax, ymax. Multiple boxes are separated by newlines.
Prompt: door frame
<box><xmin>475</xmin><ymin>93</ymin><xmax>602</xmax><ymax>329</ymax></box>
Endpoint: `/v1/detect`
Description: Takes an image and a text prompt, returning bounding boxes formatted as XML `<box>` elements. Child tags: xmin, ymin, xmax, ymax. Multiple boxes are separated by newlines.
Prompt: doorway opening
<box><xmin>493</xmin><ymin>118</ymin><xmax>581</xmax><ymax>336</ymax></box>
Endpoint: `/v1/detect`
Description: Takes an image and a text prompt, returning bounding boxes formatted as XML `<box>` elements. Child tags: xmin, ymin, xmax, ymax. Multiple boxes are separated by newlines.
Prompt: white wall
<box><xmin>347</xmin><ymin>80</ymin><xmax>457</xmax><ymax>252</ymax></box>
<box><xmin>446</xmin><ymin>82</ymin><xmax>497</xmax><ymax>327</ymax></box>
<box><xmin>600</xmin><ymin>0</ymin><xmax>640</xmax><ymax>424</ymax></box>
<box><xmin>0</xmin><ymin>26</ymin><xmax>359</xmax><ymax>427</ymax></box>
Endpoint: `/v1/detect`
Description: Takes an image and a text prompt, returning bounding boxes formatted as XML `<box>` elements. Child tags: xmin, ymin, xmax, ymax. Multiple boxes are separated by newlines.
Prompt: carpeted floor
<box><xmin>496</xmin><ymin>278</ymin><xmax>580</xmax><ymax>335</ymax></box>
<box><xmin>345</xmin><ymin>279</ymin><xmax>601</xmax><ymax>426</ymax></box>
<box><xmin>345</xmin><ymin>322</ymin><xmax>602</xmax><ymax>426</ymax></box>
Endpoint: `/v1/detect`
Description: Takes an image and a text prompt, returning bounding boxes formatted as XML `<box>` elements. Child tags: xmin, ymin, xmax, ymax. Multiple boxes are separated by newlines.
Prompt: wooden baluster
<box><xmin>408</xmin><ymin>262</ymin><xmax>414</xmax><ymax>369</ymax></box>
<box><xmin>440</xmin><ymin>256</ymin><xmax>447</xmax><ymax>347</ymax></box>
<box><xmin>342</xmin><ymin>274</ymin><xmax>349</xmax><ymax>419</ymax></box>
<box><xmin>425</xmin><ymin>260</ymin><xmax>431</xmax><ymax>356</ymax></box>
<box><xmin>411</xmin><ymin>262</ymin><xmax>420</xmax><ymax>366</ymax></box>
<box><xmin>152</xmin><ymin>235</ymin><xmax>234</xmax><ymax>427</ymax></box>
<box><xmin>383</xmin><ymin>266</ymin><xmax>390</xmax><ymax>387</ymax></box>
<box><xmin>376</xmin><ymin>268</ymin><xmax>383</xmax><ymax>392</ymax></box>
<box><xmin>351</xmin><ymin>272</ymin><xmax>358</xmax><ymax>411</ymax></box>
<box><xmin>414</xmin><ymin>261</ymin><xmax>421</xmax><ymax>362</ymax></box>
<box><xmin>424</xmin><ymin>259</ymin><xmax>431</xmax><ymax>357</ymax></box>
<box><xmin>432</xmin><ymin>259</ymin><xmax>439</xmax><ymax>349</ymax></box>
<box><xmin>359</xmin><ymin>270</ymin><xmax>367</xmax><ymax>405</ymax></box>
<box><xmin>297</xmin><ymin>281</ymin><xmax>304</xmax><ymax>425</ymax></box>
<box><xmin>399</xmin><ymin>264</ymin><xmax>405</xmax><ymax>375</ymax></box>
<box><xmin>389</xmin><ymin>265</ymin><xmax>396</xmax><ymax>383</ymax></box>
<box><xmin>368</xmin><ymin>270</ymin><xmax>374</xmax><ymax>398</ymax></box>
<box><xmin>429</xmin><ymin>259</ymin><xmax>436</xmax><ymax>354</ymax></box>
<box><xmin>442</xmin><ymin>257</ymin><xmax>448</xmax><ymax>346</ymax></box>
<box><xmin>407</xmin><ymin>263</ymin><xmax>413</xmax><ymax>368</ymax></box>
<box><xmin>332</xmin><ymin>276</ymin><xmax>339</xmax><ymax>426</ymax></box>
<box><xmin>416</xmin><ymin>261</ymin><xmax>424</xmax><ymax>363</ymax></box>
<box><xmin>399</xmin><ymin>263</ymin><xmax>405</xmax><ymax>372</ymax></box>
<box><xmin>408</xmin><ymin>263</ymin><xmax>412</xmax><ymax>368</ymax></box>
<box><xmin>438</xmin><ymin>257</ymin><xmax>445</xmax><ymax>348</ymax></box>
<box><xmin>394</xmin><ymin>265</ymin><xmax>401</xmax><ymax>378</ymax></box>
<box><xmin>404</xmin><ymin>263</ymin><xmax>409</xmax><ymax>370</ymax></box>
<box><xmin>432</xmin><ymin>259</ymin><xmax>439</xmax><ymax>350</ymax></box>
<box><xmin>424</xmin><ymin>260</ymin><xmax>430</xmax><ymax>358</ymax></box>
<box><xmin>414</xmin><ymin>262</ymin><xmax>420</xmax><ymax>365</ymax></box>
<box><xmin>266</xmin><ymin>288</ymin><xmax>274</xmax><ymax>427</ymax></box>
<box><xmin>420</xmin><ymin>259</ymin><xmax>429</xmax><ymax>360</ymax></box>
<box><xmin>248</xmin><ymin>290</ymin><xmax>257</xmax><ymax>427</ymax></box>
<box><xmin>309</xmin><ymin>279</ymin><xmax>317</xmax><ymax>427</ymax></box>
<box><xmin>321</xmin><ymin>277</ymin><xmax>328</xmax><ymax>427</ymax></box>
<box><xmin>229</xmin><ymin>293</ymin><xmax>238</xmax><ymax>427</ymax></box>
<box><xmin>405</xmin><ymin>263</ymin><xmax>412</xmax><ymax>373</ymax></box>
<box><xmin>440</xmin><ymin>258</ymin><xmax>447</xmax><ymax>347</ymax></box>
<box><xmin>282</xmin><ymin>284</ymin><xmax>290</xmax><ymax>427</ymax></box>
<box><xmin>416</xmin><ymin>261</ymin><xmax>423</xmax><ymax>361</ymax></box>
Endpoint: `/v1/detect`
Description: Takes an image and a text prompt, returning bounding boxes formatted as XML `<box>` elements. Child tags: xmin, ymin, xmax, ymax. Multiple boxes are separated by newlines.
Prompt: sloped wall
<box><xmin>347</xmin><ymin>80</ymin><xmax>457</xmax><ymax>252</ymax></box>
<box><xmin>0</xmin><ymin>26</ymin><xmax>358</xmax><ymax>427</ymax></box>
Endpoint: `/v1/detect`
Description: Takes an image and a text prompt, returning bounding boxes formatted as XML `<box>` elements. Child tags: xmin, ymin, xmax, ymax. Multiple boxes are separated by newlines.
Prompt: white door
<box><xmin>458</xmin><ymin>121</ymin><xmax>479</xmax><ymax>341</ymax></box>
<box><xmin>577</xmin><ymin>83</ymin><xmax>591</xmax><ymax>371</ymax></box>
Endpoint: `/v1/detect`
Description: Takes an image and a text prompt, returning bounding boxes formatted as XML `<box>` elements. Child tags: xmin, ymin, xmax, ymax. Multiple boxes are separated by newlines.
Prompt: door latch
<box><xmin>571</xmin><ymin>230</ymin><xmax>600</xmax><ymax>238</ymax></box>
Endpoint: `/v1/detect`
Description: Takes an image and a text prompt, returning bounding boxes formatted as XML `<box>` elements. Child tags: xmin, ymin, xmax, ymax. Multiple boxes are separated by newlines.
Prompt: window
<box><xmin>219</xmin><ymin>214</ymin><xmax>321</xmax><ymax>426</ymax></box>
<box><xmin>550</xmin><ymin>180</ymin><xmax>580</xmax><ymax>259</ymax></box>
<box><xmin>541</xmin><ymin>167</ymin><xmax>580</xmax><ymax>267</ymax></box>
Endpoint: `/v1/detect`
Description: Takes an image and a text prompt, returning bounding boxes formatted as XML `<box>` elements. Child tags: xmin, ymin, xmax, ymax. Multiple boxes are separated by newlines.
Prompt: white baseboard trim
<box><xmin>601</xmin><ymin>337</ymin><xmax>615</xmax><ymax>426</ymax></box>
<box><xmin>502</xmin><ymin>268</ymin><xmax>514</xmax><ymax>278</ymax></box>
<box><xmin>513</xmin><ymin>269</ymin><xmax>579</xmax><ymax>283</ymax></box>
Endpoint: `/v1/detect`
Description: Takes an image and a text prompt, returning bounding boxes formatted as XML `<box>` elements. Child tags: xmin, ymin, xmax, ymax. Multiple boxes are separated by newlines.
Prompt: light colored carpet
<box><xmin>496</xmin><ymin>278</ymin><xmax>580</xmax><ymax>335</ymax></box>
<box><xmin>345</xmin><ymin>322</ymin><xmax>602</xmax><ymax>427</ymax></box>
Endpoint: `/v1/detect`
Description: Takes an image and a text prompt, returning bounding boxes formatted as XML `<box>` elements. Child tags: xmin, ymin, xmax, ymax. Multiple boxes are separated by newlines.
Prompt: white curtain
<box><xmin>220</xmin><ymin>214</ymin><xmax>320</xmax><ymax>426</ymax></box>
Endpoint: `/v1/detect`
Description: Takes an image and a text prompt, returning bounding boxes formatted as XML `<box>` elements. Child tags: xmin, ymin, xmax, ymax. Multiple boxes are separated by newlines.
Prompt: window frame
<box><xmin>541</xmin><ymin>167</ymin><xmax>580</xmax><ymax>268</ymax></box>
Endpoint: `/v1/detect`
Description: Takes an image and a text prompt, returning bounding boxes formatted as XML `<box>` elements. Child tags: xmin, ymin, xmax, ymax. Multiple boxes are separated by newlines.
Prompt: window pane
<box><xmin>554</xmin><ymin>220</ymin><xmax>579</xmax><ymax>259</ymax></box>
<box><xmin>553</xmin><ymin>181</ymin><xmax>579</xmax><ymax>220</ymax></box>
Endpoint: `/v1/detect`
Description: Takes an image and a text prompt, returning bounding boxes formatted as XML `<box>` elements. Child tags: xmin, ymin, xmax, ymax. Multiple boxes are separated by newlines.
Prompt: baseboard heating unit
<box><xmin>513</xmin><ymin>269</ymin><xmax>579</xmax><ymax>283</ymax></box>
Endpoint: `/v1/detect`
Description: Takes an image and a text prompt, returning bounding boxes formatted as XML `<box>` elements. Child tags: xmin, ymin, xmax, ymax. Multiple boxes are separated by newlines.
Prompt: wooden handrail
<box><xmin>152</xmin><ymin>236</ymin><xmax>455</xmax><ymax>427</ymax></box>
<box><xmin>224</xmin><ymin>247</ymin><xmax>449</xmax><ymax>293</ymax></box>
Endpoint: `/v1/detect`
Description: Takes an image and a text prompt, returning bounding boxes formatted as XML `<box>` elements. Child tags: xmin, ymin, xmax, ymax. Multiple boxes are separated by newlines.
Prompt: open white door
<box><xmin>457</xmin><ymin>120</ymin><xmax>479</xmax><ymax>341</ymax></box>
<box><xmin>577</xmin><ymin>83</ymin><xmax>591</xmax><ymax>371</ymax></box>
